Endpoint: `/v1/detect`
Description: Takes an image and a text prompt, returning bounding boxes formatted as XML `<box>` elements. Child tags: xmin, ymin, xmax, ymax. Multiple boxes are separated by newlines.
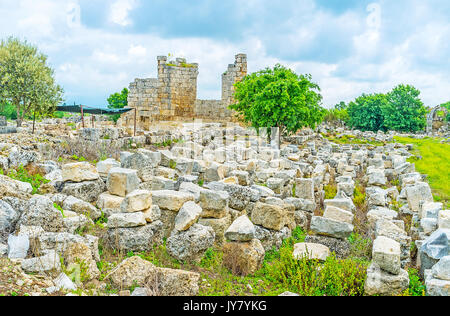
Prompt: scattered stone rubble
<box><xmin>0</xmin><ymin>119</ymin><xmax>448</xmax><ymax>296</ymax></box>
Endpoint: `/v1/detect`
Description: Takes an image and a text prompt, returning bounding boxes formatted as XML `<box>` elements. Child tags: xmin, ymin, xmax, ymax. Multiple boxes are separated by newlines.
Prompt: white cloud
<box><xmin>109</xmin><ymin>0</ymin><xmax>137</xmax><ymax>26</ymax></box>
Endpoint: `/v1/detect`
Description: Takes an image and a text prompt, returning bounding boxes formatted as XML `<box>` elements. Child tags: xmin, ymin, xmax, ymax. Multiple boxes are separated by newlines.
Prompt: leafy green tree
<box><xmin>107</xmin><ymin>88</ymin><xmax>128</xmax><ymax>122</ymax></box>
<box><xmin>347</xmin><ymin>93</ymin><xmax>387</xmax><ymax>132</ymax></box>
<box><xmin>230</xmin><ymin>64</ymin><xmax>324</xmax><ymax>145</ymax></box>
<box><xmin>382</xmin><ymin>84</ymin><xmax>427</xmax><ymax>132</ymax></box>
<box><xmin>324</xmin><ymin>102</ymin><xmax>350</xmax><ymax>127</ymax></box>
<box><xmin>0</xmin><ymin>37</ymin><xmax>64</xmax><ymax>127</ymax></box>
<box><xmin>440</xmin><ymin>101</ymin><xmax>450</xmax><ymax>122</ymax></box>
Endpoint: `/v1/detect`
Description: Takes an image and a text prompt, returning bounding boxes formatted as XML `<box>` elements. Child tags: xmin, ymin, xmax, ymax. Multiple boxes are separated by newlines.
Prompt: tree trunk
<box><xmin>16</xmin><ymin>108</ymin><xmax>22</xmax><ymax>127</ymax></box>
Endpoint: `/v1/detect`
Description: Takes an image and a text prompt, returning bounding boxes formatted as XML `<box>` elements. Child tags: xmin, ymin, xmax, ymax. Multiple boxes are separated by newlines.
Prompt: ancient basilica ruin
<box><xmin>120</xmin><ymin>54</ymin><xmax>247</xmax><ymax>130</ymax></box>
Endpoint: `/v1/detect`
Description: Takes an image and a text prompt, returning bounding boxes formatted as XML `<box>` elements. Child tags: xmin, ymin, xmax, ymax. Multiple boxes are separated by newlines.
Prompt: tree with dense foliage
<box><xmin>230</xmin><ymin>64</ymin><xmax>324</xmax><ymax>145</ymax></box>
<box><xmin>440</xmin><ymin>101</ymin><xmax>450</xmax><ymax>122</ymax></box>
<box><xmin>107</xmin><ymin>88</ymin><xmax>128</xmax><ymax>122</ymax></box>
<box><xmin>347</xmin><ymin>93</ymin><xmax>387</xmax><ymax>132</ymax></box>
<box><xmin>0</xmin><ymin>37</ymin><xmax>64</xmax><ymax>127</ymax></box>
<box><xmin>323</xmin><ymin>101</ymin><xmax>350</xmax><ymax>127</ymax></box>
<box><xmin>382</xmin><ymin>84</ymin><xmax>427</xmax><ymax>132</ymax></box>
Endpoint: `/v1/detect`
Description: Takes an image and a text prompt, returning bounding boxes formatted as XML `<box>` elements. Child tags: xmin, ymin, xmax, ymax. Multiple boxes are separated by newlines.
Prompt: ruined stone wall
<box><xmin>194</xmin><ymin>100</ymin><xmax>234</xmax><ymax>121</ymax></box>
<box><xmin>156</xmin><ymin>56</ymin><xmax>199</xmax><ymax>121</ymax></box>
<box><xmin>123</xmin><ymin>53</ymin><xmax>247</xmax><ymax>130</ymax></box>
<box><xmin>222</xmin><ymin>53</ymin><xmax>247</xmax><ymax>106</ymax></box>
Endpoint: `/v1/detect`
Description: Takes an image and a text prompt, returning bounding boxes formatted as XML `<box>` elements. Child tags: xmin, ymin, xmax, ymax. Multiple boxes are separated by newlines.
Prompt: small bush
<box><xmin>5</xmin><ymin>165</ymin><xmax>49</xmax><ymax>194</ymax></box>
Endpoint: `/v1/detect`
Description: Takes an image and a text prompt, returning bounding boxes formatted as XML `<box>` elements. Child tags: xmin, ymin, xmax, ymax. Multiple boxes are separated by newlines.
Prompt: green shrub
<box><xmin>264</xmin><ymin>246</ymin><xmax>367</xmax><ymax>296</ymax></box>
<box><xmin>402</xmin><ymin>269</ymin><xmax>426</xmax><ymax>296</ymax></box>
<box><xmin>5</xmin><ymin>165</ymin><xmax>49</xmax><ymax>194</ymax></box>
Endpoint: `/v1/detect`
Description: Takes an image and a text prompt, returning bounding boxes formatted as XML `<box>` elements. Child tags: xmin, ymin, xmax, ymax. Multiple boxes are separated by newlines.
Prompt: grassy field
<box><xmin>394</xmin><ymin>136</ymin><xmax>450</xmax><ymax>208</ymax></box>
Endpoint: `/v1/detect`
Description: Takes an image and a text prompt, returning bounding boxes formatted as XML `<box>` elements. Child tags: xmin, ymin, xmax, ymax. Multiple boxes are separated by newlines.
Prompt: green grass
<box><xmin>323</xmin><ymin>133</ymin><xmax>385</xmax><ymax>146</ymax></box>
<box><xmin>394</xmin><ymin>136</ymin><xmax>450</xmax><ymax>207</ymax></box>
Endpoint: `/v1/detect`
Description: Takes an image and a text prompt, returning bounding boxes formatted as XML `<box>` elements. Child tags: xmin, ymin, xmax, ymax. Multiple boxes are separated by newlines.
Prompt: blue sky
<box><xmin>0</xmin><ymin>0</ymin><xmax>449</xmax><ymax>108</ymax></box>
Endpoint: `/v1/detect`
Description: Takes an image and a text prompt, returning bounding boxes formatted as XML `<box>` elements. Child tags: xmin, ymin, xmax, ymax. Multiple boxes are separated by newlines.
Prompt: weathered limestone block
<box><xmin>62</xmin><ymin>162</ymin><xmax>99</xmax><ymax>183</ymax></box>
<box><xmin>223</xmin><ymin>239</ymin><xmax>265</xmax><ymax>276</ymax></box>
<box><xmin>97</xmin><ymin>193</ymin><xmax>124</xmax><ymax>212</ymax></box>
<box><xmin>310</xmin><ymin>216</ymin><xmax>354</xmax><ymax>239</ymax></box>
<box><xmin>364</xmin><ymin>263</ymin><xmax>409</xmax><ymax>296</ymax></box>
<box><xmin>152</xmin><ymin>190</ymin><xmax>195</xmax><ymax>212</ymax></box>
<box><xmin>295</xmin><ymin>178</ymin><xmax>315</xmax><ymax>201</ymax></box>
<box><xmin>225</xmin><ymin>215</ymin><xmax>256</xmax><ymax>242</ymax></box>
<box><xmin>199</xmin><ymin>189</ymin><xmax>229</xmax><ymax>219</ymax></box>
<box><xmin>105</xmin><ymin>221</ymin><xmax>164</xmax><ymax>252</ymax></box>
<box><xmin>107</xmin><ymin>256</ymin><xmax>157</xmax><ymax>288</ymax></box>
<box><xmin>323</xmin><ymin>206</ymin><xmax>354</xmax><ymax>225</ymax></box>
<box><xmin>373</xmin><ymin>236</ymin><xmax>401</xmax><ymax>275</ymax></box>
<box><xmin>293</xmin><ymin>243</ymin><xmax>331</xmax><ymax>261</ymax></box>
<box><xmin>251</xmin><ymin>202</ymin><xmax>286</xmax><ymax>231</ymax></box>
<box><xmin>107</xmin><ymin>168</ymin><xmax>141</xmax><ymax>197</ymax></box>
<box><xmin>96</xmin><ymin>159</ymin><xmax>120</xmax><ymax>177</ymax></box>
<box><xmin>198</xmin><ymin>214</ymin><xmax>232</xmax><ymax>246</ymax></box>
<box><xmin>174</xmin><ymin>201</ymin><xmax>202</xmax><ymax>231</ymax></box>
<box><xmin>166</xmin><ymin>224</ymin><xmax>215</xmax><ymax>262</ymax></box>
<box><xmin>107</xmin><ymin>212</ymin><xmax>147</xmax><ymax>228</ymax></box>
<box><xmin>62</xmin><ymin>178</ymin><xmax>106</xmax><ymax>203</ymax></box>
<box><xmin>120</xmin><ymin>190</ymin><xmax>152</xmax><ymax>213</ymax></box>
<box><xmin>405</xmin><ymin>182</ymin><xmax>433</xmax><ymax>213</ymax></box>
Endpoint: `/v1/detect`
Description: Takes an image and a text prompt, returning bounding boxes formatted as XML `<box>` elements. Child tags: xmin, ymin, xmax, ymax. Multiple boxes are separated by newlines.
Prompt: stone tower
<box><xmin>221</xmin><ymin>53</ymin><xmax>247</xmax><ymax>105</ymax></box>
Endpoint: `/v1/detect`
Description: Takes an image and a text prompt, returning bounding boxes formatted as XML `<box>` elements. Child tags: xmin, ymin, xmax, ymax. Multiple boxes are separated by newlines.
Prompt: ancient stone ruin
<box><xmin>427</xmin><ymin>105</ymin><xmax>449</xmax><ymax>134</ymax></box>
<box><xmin>120</xmin><ymin>54</ymin><xmax>247</xmax><ymax>130</ymax></box>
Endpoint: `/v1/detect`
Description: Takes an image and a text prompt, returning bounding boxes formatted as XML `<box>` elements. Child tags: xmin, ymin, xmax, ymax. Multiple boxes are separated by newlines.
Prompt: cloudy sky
<box><xmin>0</xmin><ymin>0</ymin><xmax>448</xmax><ymax>108</ymax></box>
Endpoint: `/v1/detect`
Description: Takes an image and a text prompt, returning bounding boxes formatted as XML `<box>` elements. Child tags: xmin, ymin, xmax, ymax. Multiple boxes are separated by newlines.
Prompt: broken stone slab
<box><xmin>105</xmin><ymin>221</ymin><xmax>163</xmax><ymax>253</ymax></box>
<box><xmin>420</xmin><ymin>202</ymin><xmax>443</xmax><ymax>220</ymax></box>
<box><xmin>372</xmin><ymin>236</ymin><xmax>401</xmax><ymax>275</ymax></box>
<box><xmin>143</xmin><ymin>205</ymin><xmax>161</xmax><ymax>223</ymax></box>
<box><xmin>62</xmin><ymin>195</ymin><xmax>102</xmax><ymax>220</ymax></box>
<box><xmin>323</xmin><ymin>206</ymin><xmax>354</xmax><ymax>225</ymax></box>
<box><xmin>224</xmin><ymin>215</ymin><xmax>256</xmax><ymax>242</ymax></box>
<box><xmin>107</xmin><ymin>168</ymin><xmax>140</xmax><ymax>197</ymax></box>
<box><xmin>251</xmin><ymin>202</ymin><xmax>287</xmax><ymax>231</ymax></box>
<box><xmin>120</xmin><ymin>190</ymin><xmax>152</xmax><ymax>213</ymax></box>
<box><xmin>107</xmin><ymin>212</ymin><xmax>147</xmax><ymax>228</ymax></box>
<box><xmin>152</xmin><ymin>190</ymin><xmax>195</xmax><ymax>212</ymax></box>
<box><xmin>419</xmin><ymin>229</ymin><xmax>450</xmax><ymax>275</ymax></box>
<box><xmin>166</xmin><ymin>224</ymin><xmax>215</xmax><ymax>263</ymax></box>
<box><xmin>310</xmin><ymin>216</ymin><xmax>354</xmax><ymax>239</ymax></box>
<box><xmin>53</xmin><ymin>273</ymin><xmax>77</xmax><ymax>291</ymax></box>
<box><xmin>0</xmin><ymin>199</ymin><xmax>19</xmax><ymax>232</ymax></box>
<box><xmin>97</xmin><ymin>192</ymin><xmax>124</xmax><ymax>212</ymax></box>
<box><xmin>324</xmin><ymin>198</ymin><xmax>356</xmax><ymax>214</ymax></box>
<box><xmin>421</xmin><ymin>218</ymin><xmax>438</xmax><ymax>235</ymax></box>
<box><xmin>18</xmin><ymin>195</ymin><xmax>64</xmax><ymax>233</ymax></box>
<box><xmin>96</xmin><ymin>159</ymin><xmax>120</xmax><ymax>177</ymax></box>
<box><xmin>7</xmin><ymin>234</ymin><xmax>29</xmax><ymax>259</ymax></box>
<box><xmin>107</xmin><ymin>256</ymin><xmax>158</xmax><ymax>288</ymax></box>
<box><xmin>426</xmin><ymin>278</ymin><xmax>450</xmax><ymax>296</ymax></box>
<box><xmin>295</xmin><ymin>178</ymin><xmax>315</xmax><ymax>201</ymax></box>
<box><xmin>62</xmin><ymin>162</ymin><xmax>99</xmax><ymax>183</ymax></box>
<box><xmin>223</xmin><ymin>239</ymin><xmax>265</xmax><ymax>276</ymax></box>
<box><xmin>21</xmin><ymin>250</ymin><xmax>61</xmax><ymax>273</ymax></box>
<box><xmin>199</xmin><ymin>189</ymin><xmax>229</xmax><ymax>219</ymax></box>
<box><xmin>405</xmin><ymin>182</ymin><xmax>433</xmax><ymax>213</ymax></box>
<box><xmin>367</xmin><ymin>207</ymin><xmax>398</xmax><ymax>228</ymax></box>
<box><xmin>293</xmin><ymin>243</ymin><xmax>331</xmax><ymax>261</ymax></box>
<box><xmin>304</xmin><ymin>235</ymin><xmax>350</xmax><ymax>259</ymax></box>
<box><xmin>61</xmin><ymin>178</ymin><xmax>106</xmax><ymax>203</ymax></box>
<box><xmin>198</xmin><ymin>214</ymin><xmax>232</xmax><ymax>247</ymax></box>
<box><xmin>155</xmin><ymin>267</ymin><xmax>200</xmax><ymax>296</ymax></box>
<box><xmin>439</xmin><ymin>210</ymin><xmax>450</xmax><ymax>229</ymax></box>
<box><xmin>179</xmin><ymin>182</ymin><xmax>203</xmax><ymax>202</ymax></box>
<box><xmin>174</xmin><ymin>201</ymin><xmax>202</xmax><ymax>231</ymax></box>
<box><xmin>364</xmin><ymin>263</ymin><xmax>409</xmax><ymax>296</ymax></box>
<box><xmin>431</xmin><ymin>256</ymin><xmax>450</xmax><ymax>281</ymax></box>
